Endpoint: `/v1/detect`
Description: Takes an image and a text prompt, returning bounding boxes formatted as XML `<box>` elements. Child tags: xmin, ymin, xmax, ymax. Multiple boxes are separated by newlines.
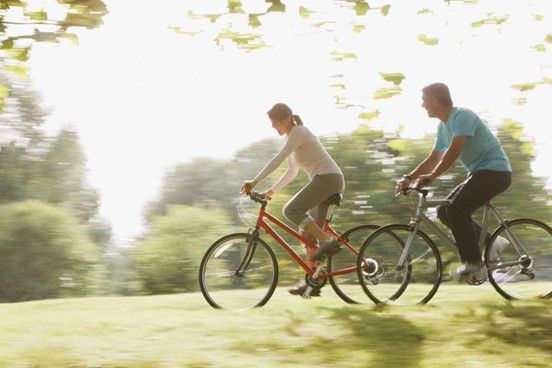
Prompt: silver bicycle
<box><xmin>356</xmin><ymin>187</ymin><xmax>552</xmax><ymax>305</ymax></box>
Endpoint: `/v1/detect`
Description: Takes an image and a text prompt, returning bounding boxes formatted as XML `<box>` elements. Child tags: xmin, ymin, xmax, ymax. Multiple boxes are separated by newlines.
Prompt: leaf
<box><xmin>374</xmin><ymin>87</ymin><xmax>402</xmax><ymax>99</ymax></box>
<box><xmin>34</xmin><ymin>31</ymin><xmax>59</xmax><ymax>42</ymax></box>
<box><xmin>330</xmin><ymin>51</ymin><xmax>357</xmax><ymax>61</ymax></box>
<box><xmin>24</xmin><ymin>10</ymin><xmax>48</xmax><ymax>21</ymax></box>
<box><xmin>1</xmin><ymin>38</ymin><xmax>14</xmax><ymax>49</ymax></box>
<box><xmin>248</xmin><ymin>14</ymin><xmax>261</xmax><ymax>28</ymax></box>
<box><xmin>299</xmin><ymin>6</ymin><xmax>313</xmax><ymax>19</ymax></box>
<box><xmin>546</xmin><ymin>33</ymin><xmax>552</xmax><ymax>44</ymax></box>
<box><xmin>381</xmin><ymin>5</ymin><xmax>391</xmax><ymax>16</ymax></box>
<box><xmin>353</xmin><ymin>1</ymin><xmax>369</xmax><ymax>16</ymax></box>
<box><xmin>418</xmin><ymin>34</ymin><xmax>439</xmax><ymax>46</ymax></box>
<box><xmin>418</xmin><ymin>8</ymin><xmax>433</xmax><ymax>15</ymax></box>
<box><xmin>513</xmin><ymin>97</ymin><xmax>527</xmax><ymax>106</ymax></box>
<box><xmin>471</xmin><ymin>15</ymin><xmax>508</xmax><ymax>28</ymax></box>
<box><xmin>353</xmin><ymin>24</ymin><xmax>365</xmax><ymax>33</ymax></box>
<box><xmin>510</xmin><ymin>82</ymin><xmax>538</xmax><ymax>91</ymax></box>
<box><xmin>379</xmin><ymin>72</ymin><xmax>405</xmax><ymax>86</ymax></box>
<box><xmin>359</xmin><ymin>110</ymin><xmax>380</xmax><ymax>121</ymax></box>
<box><xmin>533</xmin><ymin>44</ymin><xmax>546</xmax><ymax>53</ymax></box>
<box><xmin>62</xmin><ymin>12</ymin><xmax>103</xmax><ymax>29</ymax></box>
<box><xmin>330</xmin><ymin>83</ymin><xmax>346</xmax><ymax>89</ymax></box>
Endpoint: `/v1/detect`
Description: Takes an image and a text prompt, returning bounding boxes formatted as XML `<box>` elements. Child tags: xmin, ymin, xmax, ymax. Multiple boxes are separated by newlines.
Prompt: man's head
<box><xmin>421</xmin><ymin>83</ymin><xmax>453</xmax><ymax>119</ymax></box>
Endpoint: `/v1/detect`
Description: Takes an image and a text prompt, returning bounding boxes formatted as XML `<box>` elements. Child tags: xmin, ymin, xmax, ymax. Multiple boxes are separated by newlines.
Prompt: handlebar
<box><xmin>247</xmin><ymin>190</ymin><xmax>268</xmax><ymax>205</ymax></box>
<box><xmin>396</xmin><ymin>186</ymin><xmax>429</xmax><ymax>197</ymax></box>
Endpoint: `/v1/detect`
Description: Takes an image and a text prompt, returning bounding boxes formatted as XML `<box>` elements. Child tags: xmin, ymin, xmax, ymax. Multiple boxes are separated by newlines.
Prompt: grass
<box><xmin>0</xmin><ymin>283</ymin><xmax>551</xmax><ymax>367</ymax></box>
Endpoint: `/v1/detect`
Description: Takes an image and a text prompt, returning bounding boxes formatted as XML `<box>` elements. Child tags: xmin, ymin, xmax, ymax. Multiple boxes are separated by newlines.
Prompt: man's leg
<box><xmin>443</xmin><ymin>171</ymin><xmax>511</xmax><ymax>263</ymax></box>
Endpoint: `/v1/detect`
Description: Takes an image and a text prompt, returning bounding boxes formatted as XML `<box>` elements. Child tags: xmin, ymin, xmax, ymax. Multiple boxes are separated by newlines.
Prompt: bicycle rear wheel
<box><xmin>327</xmin><ymin>224</ymin><xmax>379</xmax><ymax>304</ymax></box>
<box><xmin>357</xmin><ymin>224</ymin><xmax>442</xmax><ymax>305</ymax></box>
<box><xmin>199</xmin><ymin>233</ymin><xmax>278</xmax><ymax>310</ymax></box>
<box><xmin>485</xmin><ymin>219</ymin><xmax>552</xmax><ymax>300</ymax></box>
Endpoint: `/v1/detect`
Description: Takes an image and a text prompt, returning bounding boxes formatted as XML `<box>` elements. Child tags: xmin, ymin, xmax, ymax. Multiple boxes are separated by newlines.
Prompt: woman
<box><xmin>240</xmin><ymin>103</ymin><xmax>345</xmax><ymax>296</ymax></box>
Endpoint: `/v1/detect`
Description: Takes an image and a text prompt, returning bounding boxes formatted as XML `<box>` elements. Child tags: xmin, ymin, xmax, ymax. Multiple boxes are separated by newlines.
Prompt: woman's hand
<box><xmin>261</xmin><ymin>189</ymin><xmax>274</xmax><ymax>200</ymax></box>
<box><xmin>240</xmin><ymin>180</ymin><xmax>258</xmax><ymax>194</ymax></box>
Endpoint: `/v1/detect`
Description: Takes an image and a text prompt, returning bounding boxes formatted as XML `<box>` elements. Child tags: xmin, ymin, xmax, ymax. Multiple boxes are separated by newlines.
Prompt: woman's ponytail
<box><xmin>292</xmin><ymin>114</ymin><xmax>304</xmax><ymax>126</ymax></box>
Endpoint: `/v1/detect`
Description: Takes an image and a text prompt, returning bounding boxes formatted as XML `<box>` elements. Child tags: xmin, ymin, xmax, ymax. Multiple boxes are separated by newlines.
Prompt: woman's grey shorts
<box><xmin>282</xmin><ymin>173</ymin><xmax>345</xmax><ymax>228</ymax></box>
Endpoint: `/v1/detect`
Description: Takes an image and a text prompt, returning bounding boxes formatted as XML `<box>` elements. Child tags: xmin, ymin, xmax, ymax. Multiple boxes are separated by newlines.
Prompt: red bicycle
<box><xmin>199</xmin><ymin>191</ymin><xmax>379</xmax><ymax>310</ymax></box>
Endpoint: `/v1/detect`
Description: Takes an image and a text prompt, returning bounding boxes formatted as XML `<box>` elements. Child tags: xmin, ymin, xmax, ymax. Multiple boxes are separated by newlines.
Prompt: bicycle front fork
<box><xmin>235</xmin><ymin>228</ymin><xmax>260</xmax><ymax>276</ymax></box>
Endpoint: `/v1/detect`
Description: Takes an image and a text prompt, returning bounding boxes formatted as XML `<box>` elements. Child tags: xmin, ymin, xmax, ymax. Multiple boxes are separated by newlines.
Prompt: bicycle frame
<box><xmin>252</xmin><ymin>205</ymin><xmax>360</xmax><ymax>279</ymax></box>
<box><xmin>397</xmin><ymin>192</ymin><xmax>529</xmax><ymax>269</ymax></box>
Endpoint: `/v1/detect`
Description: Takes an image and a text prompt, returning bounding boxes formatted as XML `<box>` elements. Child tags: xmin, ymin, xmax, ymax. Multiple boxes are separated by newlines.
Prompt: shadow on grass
<box><xmin>480</xmin><ymin>302</ymin><xmax>552</xmax><ymax>353</ymax></box>
<box><xmin>312</xmin><ymin>305</ymin><xmax>426</xmax><ymax>367</ymax></box>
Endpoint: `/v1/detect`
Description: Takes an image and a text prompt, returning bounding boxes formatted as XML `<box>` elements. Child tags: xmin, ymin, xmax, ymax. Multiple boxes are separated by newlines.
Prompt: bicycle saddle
<box><xmin>324</xmin><ymin>193</ymin><xmax>342</xmax><ymax>206</ymax></box>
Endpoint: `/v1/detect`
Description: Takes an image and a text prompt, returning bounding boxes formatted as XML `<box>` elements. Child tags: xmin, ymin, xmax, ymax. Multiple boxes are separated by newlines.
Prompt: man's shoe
<box><xmin>312</xmin><ymin>239</ymin><xmax>341</xmax><ymax>261</ymax></box>
<box><xmin>449</xmin><ymin>262</ymin><xmax>487</xmax><ymax>284</ymax></box>
<box><xmin>287</xmin><ymin>280</ymin><xmax>321</xmax><ymax>297</ymax></box>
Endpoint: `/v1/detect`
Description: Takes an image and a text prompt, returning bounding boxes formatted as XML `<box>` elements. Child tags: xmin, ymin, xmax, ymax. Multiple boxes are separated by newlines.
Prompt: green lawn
<box><xmin>0</xmin><ymin>283</ymin><xmax>551</xmax><ymax>367</ymax></box>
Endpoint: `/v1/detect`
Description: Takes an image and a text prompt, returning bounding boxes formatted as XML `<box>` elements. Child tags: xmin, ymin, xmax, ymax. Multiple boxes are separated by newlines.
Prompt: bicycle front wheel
<box><xmin>328</xmin><ymin>224</ymin><xmax>379</xmax><ymax>304</ymax></box>
<box><xmin>485</xmin><ymin>219</ymin><xmax>552</xmax><ymax>301</ymax></box>
<box><xmin>199</xmin><ymin>233</ymin><xmax>278</xmax><ymax>310</ymax></box>
<box><xmin>357</xmin><ymin>224</ymin><xmax>442</xmax><ymax>305</ymax></box>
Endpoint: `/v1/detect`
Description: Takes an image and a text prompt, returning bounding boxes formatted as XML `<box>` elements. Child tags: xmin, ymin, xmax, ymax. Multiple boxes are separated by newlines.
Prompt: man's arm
<box><xmin>396</xmin><ymin>150</ymin><xmax>443</xmax><ymax>194</ymax></box>
<box><xmin>405</xmin><ymin>150</ymin><xmax>444</xmax><ymax>180</ymax></box>
<box><xmin>416</xmin><ymin>135</ymin><xmax>467</xmax><ymax>187</ymax></box>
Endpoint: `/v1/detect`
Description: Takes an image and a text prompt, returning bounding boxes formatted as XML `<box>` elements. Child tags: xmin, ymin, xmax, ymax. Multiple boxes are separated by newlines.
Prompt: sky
<box><xmin>27</xmin><ymin>0</ymin><xmax>552</xmax><ymax>246</ymax></box>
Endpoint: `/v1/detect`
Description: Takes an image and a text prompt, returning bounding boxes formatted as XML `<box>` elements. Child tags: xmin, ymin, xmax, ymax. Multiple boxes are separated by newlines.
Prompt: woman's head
<box><xmin>267</xmin><ymin>103</ymin><xmax>303</xmax><ymax>135</ymax></box>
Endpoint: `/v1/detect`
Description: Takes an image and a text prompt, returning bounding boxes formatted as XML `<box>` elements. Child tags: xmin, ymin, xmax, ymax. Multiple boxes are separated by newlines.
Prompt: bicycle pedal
<box><xmin>301</xmin><ymin>286</ymin><xmax>313</xmax><ymax>299</ymax></box>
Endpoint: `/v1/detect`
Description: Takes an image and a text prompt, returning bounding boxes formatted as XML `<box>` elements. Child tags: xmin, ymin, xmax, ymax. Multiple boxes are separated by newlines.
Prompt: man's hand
<box><xmin>395</xmin><ymin>176</ymin><xmax>412</xmax><ymax>194</ymax></box>
<box><xmin>240</xmin><ymin>180</ymin><xmax>257</xmax><ymax>194</ymax></box>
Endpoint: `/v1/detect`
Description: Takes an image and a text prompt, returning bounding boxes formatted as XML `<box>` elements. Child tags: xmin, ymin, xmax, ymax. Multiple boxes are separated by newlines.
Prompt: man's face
<box><xmin>421</xmin><ymin>93</ymin><xmax>438</xmax><ymax>118</ymax></box>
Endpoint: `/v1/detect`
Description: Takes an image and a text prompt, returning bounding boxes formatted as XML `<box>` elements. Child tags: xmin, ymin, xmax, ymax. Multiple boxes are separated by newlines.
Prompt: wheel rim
<box><xmin>328</xmin><ymin>225</ymin><xmax>379</xmax><ymax>304</ymax></box>
<box><xmin>357</xmin><ymin>225</ymin><xmax>442</xmax><ymax>305</ymax></box>
<box><xmin>200</xmin><ymin>234</ymin><xmax>278</xmax><ymax>310</ymax></box>
<box><xmin>486</xmin><ymin>219</ymin><xmax>552</xmax><ymax>300</ymax></box>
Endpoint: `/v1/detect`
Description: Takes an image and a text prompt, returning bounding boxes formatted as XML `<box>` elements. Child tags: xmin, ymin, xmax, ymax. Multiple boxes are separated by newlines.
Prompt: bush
<box><xmin>133</xmin><ymin>205</ymin><xmax>234</xmax><ymax>294</ymax></box>
<box><xmin>0</xmin><ymin>200</ymin><xmax>102</xmax><ymax>302</ymax></box>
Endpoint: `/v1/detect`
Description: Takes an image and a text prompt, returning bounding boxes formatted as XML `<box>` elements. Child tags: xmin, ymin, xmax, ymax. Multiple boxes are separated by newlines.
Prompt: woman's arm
<box><xmin>252</xmin><ymin>128</ymin><xmax>303</xmax><ymax>185</ymax></box>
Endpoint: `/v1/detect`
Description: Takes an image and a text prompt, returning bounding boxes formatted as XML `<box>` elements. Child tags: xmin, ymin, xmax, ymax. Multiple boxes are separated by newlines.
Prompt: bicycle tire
<box><xmin>327</xmin><ymin>224</ymin><xmax>380</xmax><ymax>304</ymax></box>
<box><xmin>357</xmin><ymin>224</ymin><xmax>442</xmax><ymax>305</ymax></box>
<box><xmin>484</xmin><ymin>218</ymin><xmax>552</xmax><ymax>301</ymax></box>
<box><xmin>199</xmin><ymin>232</ymin><xmax>278</xmax><ymax>310</ymax></box>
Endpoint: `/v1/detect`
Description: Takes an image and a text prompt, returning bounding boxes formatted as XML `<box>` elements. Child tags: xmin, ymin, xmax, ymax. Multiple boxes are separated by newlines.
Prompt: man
<box><xmin>396</xmin><ymin>83</ymin><xmax>512</xmax><ymax>281</ymax></box>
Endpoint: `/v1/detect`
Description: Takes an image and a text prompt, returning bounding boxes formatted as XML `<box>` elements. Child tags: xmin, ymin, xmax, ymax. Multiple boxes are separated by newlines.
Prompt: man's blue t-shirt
<box><xmin>433</xmin><ymin>107</ymin><xmax>511</xmax><ymax>174</ymax></box>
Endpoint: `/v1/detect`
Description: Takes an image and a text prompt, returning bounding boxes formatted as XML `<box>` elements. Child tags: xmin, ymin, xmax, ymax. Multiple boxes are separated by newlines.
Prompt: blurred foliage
<box><xmin>133</xmin><ymin>206</ymin><xmax>234</xmax><ymax>294</ymax></box>
<box><xmin>0</xmin><ymin>0</ymin><xmax>108</xmax><ymax>112</ymax></box>
<box><xmin>0</xmin><ymin>71</ymin><xmax>113</xmax><ymax>302</ymax></box>
<box><xmin>0</xmin><ymin>200</ymin><xmax>103</xmax><ymax>302</ymax></box>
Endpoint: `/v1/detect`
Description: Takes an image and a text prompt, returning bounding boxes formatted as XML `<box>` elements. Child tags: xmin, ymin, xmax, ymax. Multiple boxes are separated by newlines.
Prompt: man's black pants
<box><xmin>436</xmin><ymin>170</ymin><xmax>512</xmax><ymax>263</ymax></box>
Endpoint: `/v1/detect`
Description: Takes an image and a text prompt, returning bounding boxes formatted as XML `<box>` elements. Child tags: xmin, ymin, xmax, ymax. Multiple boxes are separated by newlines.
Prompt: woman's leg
<box><xmin>283</xmin><ymin>174</ymin><xmax>344</xmax><ymax>242</ymax></box>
